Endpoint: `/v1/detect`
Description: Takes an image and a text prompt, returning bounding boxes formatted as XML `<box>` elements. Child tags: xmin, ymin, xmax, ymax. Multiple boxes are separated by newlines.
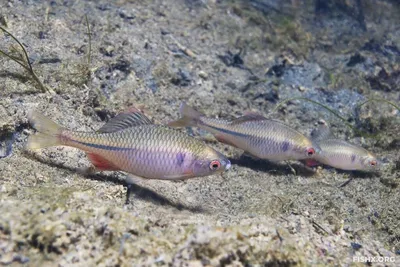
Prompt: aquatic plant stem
<box><xmin>270</xmin><ymin>97</ymin><xmax>353</xmax><ymax>128</ymax></box>
<box><xmin>85</xmin><ymin>15</ymin><xmax>91</xmax><ymax>67</ymax></box>
<box><xmin>0</xmin><ymin>26</ymin><xmax>48</xmax><ymax>92</ymax></box>
<box><xmin>269</xmin><ymin>96</ymin><xmax>383</xmax><ymax>138</ymax></box>
<box><xmin>357</xmin><ymin>98</ymin><xmax>400</xmax><ymax>112</ymax></box>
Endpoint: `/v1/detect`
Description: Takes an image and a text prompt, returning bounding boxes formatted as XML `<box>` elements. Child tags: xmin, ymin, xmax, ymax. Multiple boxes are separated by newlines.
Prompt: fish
<box><xmin>168</xmin><ymin>102</ymin><xmax>321</xmax><ymax>162</ymax></box>
<box><xmin>305</xmin><ymin>120</ymin><xmax>378</xmax><ymax>171</ymax></box>
<box><xmin>27</xmin><ymin>106</ymin><xmax>231</xmax><ymax>201</ymax></box>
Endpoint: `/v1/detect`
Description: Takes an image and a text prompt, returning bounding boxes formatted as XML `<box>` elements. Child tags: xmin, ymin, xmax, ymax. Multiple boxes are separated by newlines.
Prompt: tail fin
<box><xmin>26</xmin><ymin>111</ymin><xmax>63</xmax><ymax>150</ymax></box>
<box><xmin>168</xmin><ymin>102</ymin><xmax>203</xmax><ymax>128</ymax></box>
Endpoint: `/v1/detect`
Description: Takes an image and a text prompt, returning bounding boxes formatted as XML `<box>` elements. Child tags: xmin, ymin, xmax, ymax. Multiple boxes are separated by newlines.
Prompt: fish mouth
<box><xmin>214</xmin><ymin>150</ymin><xmax>231</xmax><ymax>171</ymax></box>
<box><xmin>225</xmin><ymin>159</ymin><xmax>231</xmax><ymax>170</ymax></box>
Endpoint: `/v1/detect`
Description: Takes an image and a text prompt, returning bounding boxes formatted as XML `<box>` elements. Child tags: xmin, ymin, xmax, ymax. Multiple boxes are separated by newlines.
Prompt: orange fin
<box><xmin>86</xmin><ymin>152</ymin><xmax>119</xmax><ymax>171</ymax></box>
<box><xmin>303</xmin><ymin>159</ymin><xmax>320</xmax><ymax>167</ymax></box>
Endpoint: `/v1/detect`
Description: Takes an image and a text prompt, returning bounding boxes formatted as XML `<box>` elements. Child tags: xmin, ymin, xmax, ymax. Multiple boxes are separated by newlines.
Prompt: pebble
<box><xmin>198</xmin><ymin>71</ymin><xmax>208</xmax><ymax>80</ymax></box>
<box><xmin>351</xmin><ymin>242</ymin><xmax>362</xmax><ymax>250</ymax></box>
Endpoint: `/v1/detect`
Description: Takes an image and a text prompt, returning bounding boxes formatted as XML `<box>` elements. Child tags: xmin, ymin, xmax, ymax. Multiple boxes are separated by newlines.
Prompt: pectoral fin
<box><xmin>164</xmin><ymin>169</ymin><xmax>194</xmax><ymax>180</ymax></box>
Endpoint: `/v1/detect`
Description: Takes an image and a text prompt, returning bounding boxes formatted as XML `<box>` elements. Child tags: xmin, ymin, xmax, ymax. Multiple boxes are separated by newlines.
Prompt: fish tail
<box><xmin>168</xmin><ymin>102</ymin><xmax>203</xmax><ymax>128</ymax></box>
<box><xmin>26</xmin><ymin>111</ymin><xmax>64</xmax><ymax>150</ymax></box>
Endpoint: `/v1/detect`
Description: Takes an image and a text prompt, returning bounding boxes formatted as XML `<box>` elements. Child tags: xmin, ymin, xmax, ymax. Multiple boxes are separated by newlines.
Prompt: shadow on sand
<box><xmin>24</xmin><ymin>151</ymin><xmax>206</xmax><ymax>213</ymax></box>
<box><xmin>229</xmin><ymin>154</ymin><xmax>317</xmax><ymax>177</ymax></box>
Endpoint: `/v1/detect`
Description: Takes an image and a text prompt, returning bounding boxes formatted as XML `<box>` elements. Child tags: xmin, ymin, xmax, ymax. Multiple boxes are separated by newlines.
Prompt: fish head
<box><xmin>359</xmin><ymin>153</ymin><xmax>379</xmax><ymax>171</ymax></box>
<box><xmin>302</xmin><ymin>140</ymin><xmax>322</xmax><ymax>159</ymax></box>
<box><xmin>192</xmin><ymin>147</ymin><xmax>231</xmax><ymax>177</ymax></box>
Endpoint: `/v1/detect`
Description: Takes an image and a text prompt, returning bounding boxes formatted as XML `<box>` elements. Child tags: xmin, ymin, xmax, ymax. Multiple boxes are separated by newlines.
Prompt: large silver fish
<box><xmin>169</xmin><ymin>103</ymin><xmax>321</xmax><ymax>162</ymax></box>
<box><xmin>305</xmin><ymin>120</ymin><xmax>378</xmax><ymax>171</ymax></box>
<box><xmin>27</xmin><ymin>107</ymin><xmax>231</xmax><ymax>201</ymax></box>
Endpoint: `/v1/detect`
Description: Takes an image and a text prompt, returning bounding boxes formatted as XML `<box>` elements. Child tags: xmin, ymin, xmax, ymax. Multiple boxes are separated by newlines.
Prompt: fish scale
<box><xmin>313</xmin><ymin>139</ymin><xmax>376</xmax><ymax>170</ymax></box>
<box><xmin>307</xmin><ymin>121</ymin><xmax>378</xmax><ymax>171</ymax></box>
<box><xmin>64</xmin><ymin>126</ymin><xmax>199</xmax><ymax>178</ymax></box>
<box><xmin>169</xmin><ymin>103</ymin><xmax>321</xmax><ymax>162</ymax></box>
<box><xmin>27</xmin><ymin>109</ymin><xmax>230</xmax><ymax>188</ymax></box>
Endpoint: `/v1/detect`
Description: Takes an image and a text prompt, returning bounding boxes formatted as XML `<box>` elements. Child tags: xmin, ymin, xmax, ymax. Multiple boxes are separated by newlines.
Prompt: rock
<box><xmin>99</xmin><ymin>45</ymin><xmax>115</xmax><ymax>57</ymax></box>
<box><xmin>198</xmin><ymin>70</ymin><xmax>208</xmax><ymax>80</ymax></box>
<box><xmin>347</xmin><ymin>53</ymin><xmax>366</xmax><ymax>67</ymax></box>
<box><xmin>367</xmin><ymin>69</ymin><xmax>400</xmax><ymax>92</ymax></box>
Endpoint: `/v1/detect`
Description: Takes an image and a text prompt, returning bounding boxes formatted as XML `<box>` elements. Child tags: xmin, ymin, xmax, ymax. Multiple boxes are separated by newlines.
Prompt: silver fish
<box><xmin>169</xmin><ymin>103</ymin><xmax>321</xmax><ymax>162</ymax></box>
<box><xmin>306</xmin><ymin>120</ymin><xmax>378</xmax><ymax>171</ymax></box>
<box><xmin>27</xmin><ymin>107</ymin><xmax>231</xmax><ymax>201</ymax></box>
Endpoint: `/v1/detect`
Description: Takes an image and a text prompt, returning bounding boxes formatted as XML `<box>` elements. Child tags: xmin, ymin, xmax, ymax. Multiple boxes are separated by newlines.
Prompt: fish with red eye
<box><xmin>369</xmin><ymin>160</ymin><xmax>377</xmax><ymax>167</ymax></box>
<box><xmin>307</xmin><ymin>148</ymin><xmax>316</xmax><ymax>157</ymax></box>
<box><xmin>26</xmin><ymin>106</ymin><xmax>231</xmax><ymax>203</ymax></box>
<box><xmin>305</xmin><ymin>120</ymin><xmax>379</xmax><ymax>171</ymax></box>
<box><xmin>210</xmin><ymin>160</ymin><xmax>221</xmax><ymax>171</ymax></box>
<box><xmin>168</xmin><ymin>102</ymin><xmax>321</xmax><ymax>162</ymax></box>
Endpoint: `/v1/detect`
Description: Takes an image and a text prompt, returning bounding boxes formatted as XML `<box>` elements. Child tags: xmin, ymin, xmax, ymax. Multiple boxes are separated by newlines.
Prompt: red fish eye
<box><xmin>209</xmin><ymin>160</ymin><xmax>221</xmax><ymax>170</ymax></box>
<box><xmin>307</xmin><ymin>148</ymin><xmax>315</xmax><ymax>156</ymax></box>
<box><xmin>370</xmin><ymin>160</ymin><xmax>377</xmax><ymax>166</ymax></box>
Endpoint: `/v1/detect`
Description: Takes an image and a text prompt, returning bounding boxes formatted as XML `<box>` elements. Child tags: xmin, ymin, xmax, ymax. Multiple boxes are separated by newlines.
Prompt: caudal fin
<box><xmin>26</xmin><ymin>111</ymin><xmax>63</xmax><ymax>150</ymax></box>
<box><xmin>168</xmin><ymin>102</ymin><xmax>203</xmax><ymax>128</ymax></box>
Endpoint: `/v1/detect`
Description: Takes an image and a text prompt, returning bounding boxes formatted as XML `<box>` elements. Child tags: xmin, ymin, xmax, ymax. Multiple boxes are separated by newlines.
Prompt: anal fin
<box><xmin>86</xmin><ymin>152</ymin><xmax>119</xmax><ymax>171</ymax></box>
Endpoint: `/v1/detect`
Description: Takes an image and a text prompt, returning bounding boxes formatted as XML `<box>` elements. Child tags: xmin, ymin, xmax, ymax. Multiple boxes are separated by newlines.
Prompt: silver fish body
<box><xmin>313</xmin><ymin>139</ymin><xmax>377</xmax><ymax>170</ymax></box>
<box><xmin>308</xmin><ymin>120</ymin><xmax>378</xmax><ymax>171</ymax></box>
<box><xmin>27</xmin><ymin>108</ymin><xmax>231</xmax><ymax>181</ymax></box>
<box><xmin>64</xmin><ymin>125</ymin><xmax>230</xmax><ymax>179</ymax></box>
<box><xmin>169</xmin><ymin>103</ymin><xmax>321</xmax><ymax>161</ymax></box>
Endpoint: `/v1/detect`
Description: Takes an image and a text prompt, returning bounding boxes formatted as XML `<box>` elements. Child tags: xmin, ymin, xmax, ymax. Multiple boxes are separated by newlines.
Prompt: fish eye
<box><xmin>209</xmin><ymin>160</ymin><xmax>221</xmax><ymax>171</ymax></box>
<box><xmin>370</xmin><ymin>160</ymin><xmax>377</xmax><ymax>167</ymax></box>
<box><xmin>306</xmin><ymin>148</ymin><xmax>316</xmax><ymax>157</ymax></box>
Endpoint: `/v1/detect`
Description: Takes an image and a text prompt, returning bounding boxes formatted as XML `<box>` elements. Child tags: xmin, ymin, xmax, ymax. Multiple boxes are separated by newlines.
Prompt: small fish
<box><xmin>27</xmin><ymin>107</ymin><xmax>231</xmax><ymax>196</ymax></box>
<box><xmin>168</xmin><ymin>103</ymin><xmax>320</xmax><ymax>162</ymax></box>
<box><xmin>306</xmin><ymin>120</ymin><xmax>378</xmax><ymax>171</ymax></box>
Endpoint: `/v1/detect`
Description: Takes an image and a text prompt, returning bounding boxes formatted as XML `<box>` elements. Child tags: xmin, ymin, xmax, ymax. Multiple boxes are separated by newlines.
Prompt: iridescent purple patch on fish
<box><xmin>281</xmin><ymin>141</ymin><xmax>290</xmax><ymax>152</ymax></box>
<box><xmin>351</xmin><ymin>154</ymin><xmax>356</xmax><ymax>162</ymax></box>
<box><xmin>176</xmin><ymin>152</ymin><xmax>186</xmax><ymax>166</ymax></box>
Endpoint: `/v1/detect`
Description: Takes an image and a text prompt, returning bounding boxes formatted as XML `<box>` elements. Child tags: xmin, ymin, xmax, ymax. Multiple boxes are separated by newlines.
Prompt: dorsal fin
<box><xmin>310</xmin><ymin>120</ymin><xmax>334</xmax><ymax>141</ymax></box>
<box><xmin>231</xmin><ymin>113</ymin><xmax>267</xmax><ymax>125</ymax></box>
<box><xmin>97</xmin><ymin>106</ymin><xmax>153</xmax><ymax>133</ymax></box>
